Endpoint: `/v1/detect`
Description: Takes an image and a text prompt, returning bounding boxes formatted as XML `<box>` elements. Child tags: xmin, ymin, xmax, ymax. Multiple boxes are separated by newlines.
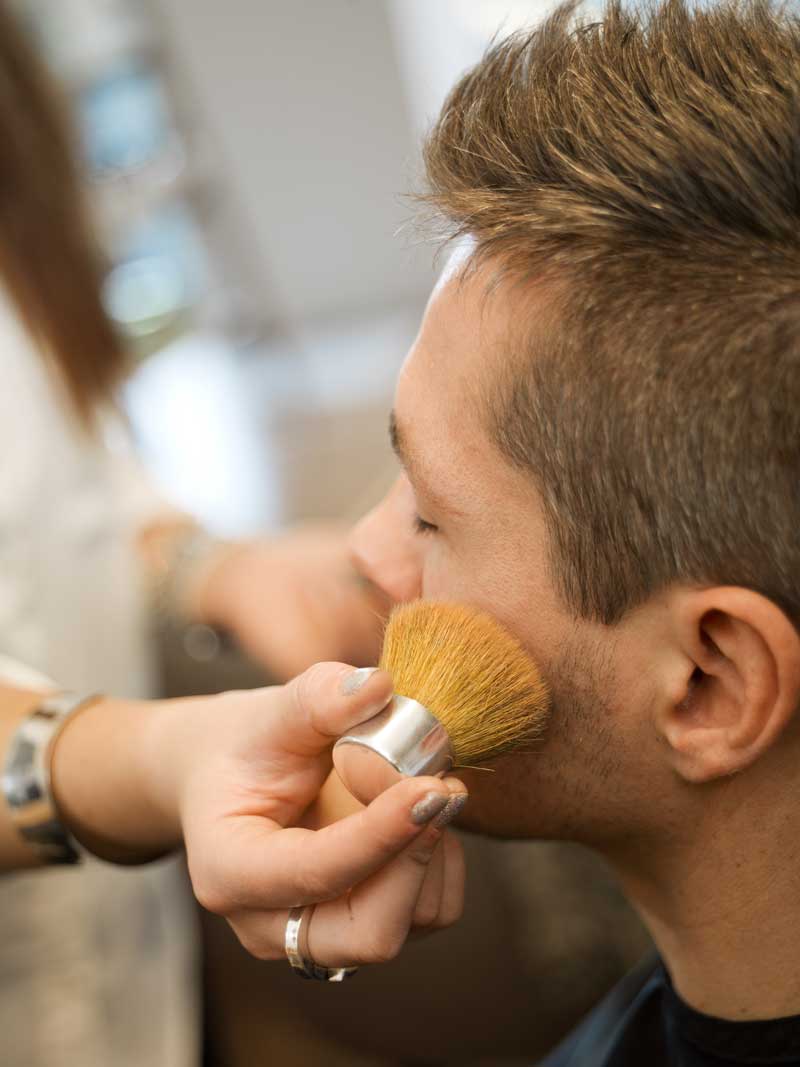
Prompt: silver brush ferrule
<box><xmin>333</xmin><ymin>695</ymin><xmax>455</xmax><ymax>805</ymax></box>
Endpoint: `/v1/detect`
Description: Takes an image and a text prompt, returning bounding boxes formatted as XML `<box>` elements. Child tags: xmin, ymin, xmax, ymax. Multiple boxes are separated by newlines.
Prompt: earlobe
<box><xmin>659</xmin><ymin>588</ymin><xmax>800</xmax><ymax>784</ymax></box>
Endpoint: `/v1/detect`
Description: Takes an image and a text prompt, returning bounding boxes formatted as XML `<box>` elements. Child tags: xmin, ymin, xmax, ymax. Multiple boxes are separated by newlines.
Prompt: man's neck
<box><xmin>609</xmin><ymin>775</ymin><xmax>800</xmax><ymax>1021</ymax></box>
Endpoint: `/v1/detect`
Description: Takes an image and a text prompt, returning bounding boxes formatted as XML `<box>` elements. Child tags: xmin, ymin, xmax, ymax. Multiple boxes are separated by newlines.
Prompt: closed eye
<box><xmin>413</xmin><ymin>514</ymin><xmax>438</xmax><ymax>535</ymax></box>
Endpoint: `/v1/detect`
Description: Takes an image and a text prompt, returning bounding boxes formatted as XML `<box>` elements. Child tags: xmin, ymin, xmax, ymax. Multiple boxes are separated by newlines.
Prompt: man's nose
<box><xmin>348</xmin><ymin>485</ymin><xmax>422</xmax><ymax>605</ymax></box>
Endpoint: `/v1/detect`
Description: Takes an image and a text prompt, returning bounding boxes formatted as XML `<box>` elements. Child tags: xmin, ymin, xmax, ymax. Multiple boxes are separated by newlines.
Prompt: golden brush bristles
<box><xmin>379</xmin><ymin>600</ymin><xmax>549</xmax><ymax>767</ymax></box>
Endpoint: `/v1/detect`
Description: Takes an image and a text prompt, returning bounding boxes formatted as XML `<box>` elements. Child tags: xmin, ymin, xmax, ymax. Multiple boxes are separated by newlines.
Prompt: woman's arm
<box><xmin>0</xmin><ymin>684</ymin><xmax>186</xmax><ymax>868</ymax></box>
<box><xmin>137</xmin><ymin>516</ymin><xmax>389</xmax><ymax>681</ymax></box>
<box><xmin>49</xmin><ymin>693</ymin><xmax>184</xmax><ymax>864</ymax></box>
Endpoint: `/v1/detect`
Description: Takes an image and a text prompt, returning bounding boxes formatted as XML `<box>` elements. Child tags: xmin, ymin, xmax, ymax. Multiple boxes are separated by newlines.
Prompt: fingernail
<box><xmin>432</xmin><ymin>793</ymin><xmax>468</xmax><ymax>830</ymax></box>
<box><xmin>341</xmin><ymin>667</ymin><xmax>378</xmax><ymax>696</ymax></box>
<box><xmin>410</xmin><ymin>791</ymin><xmax>449</xmax><ymax>825</ymax></box>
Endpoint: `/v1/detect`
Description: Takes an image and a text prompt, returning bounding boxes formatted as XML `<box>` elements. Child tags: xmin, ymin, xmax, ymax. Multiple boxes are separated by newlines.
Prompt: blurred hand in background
<box><xmin>194</xmin><ymin>523</ymin><xmax>392</xmax><ymax>681</ymax></box>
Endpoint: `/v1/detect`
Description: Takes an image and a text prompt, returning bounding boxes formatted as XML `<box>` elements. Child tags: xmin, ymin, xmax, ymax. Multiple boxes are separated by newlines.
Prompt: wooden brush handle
<box><xmin>301</xmin><ymin>769</ymin><xmax>364</xmax><ymax>830</ymax></box>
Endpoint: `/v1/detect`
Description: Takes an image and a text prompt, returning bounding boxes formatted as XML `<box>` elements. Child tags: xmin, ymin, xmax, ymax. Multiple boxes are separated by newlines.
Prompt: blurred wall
<box><xmin>155</xmin><ymin>0</ymin><xmax>435</xmax><ymax>326</ymax></box>
<box><xmin>386</xmin><ymin>0</ymin><xmax>570</xmax><ymax>139</ymax></box>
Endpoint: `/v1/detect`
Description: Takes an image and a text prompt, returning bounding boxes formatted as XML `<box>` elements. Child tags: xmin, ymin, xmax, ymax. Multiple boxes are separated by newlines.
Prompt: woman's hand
<box><xmin>164</xmin><ymin>664</ymin><xmax>466</xmax><ymax>965</ymax></box>
<box><xmin>303</xmin><ymin>767</ymin><xmax>466</xmax><ymax>942</ymax></box>
<box><xmin>191</xmin><ymin>524</ymin><xmax>391</xmax><ymax>681</ymax></box>
<box><xmin>51</xmin><ymin>665</ymin><xmax>466</xmax><ymax>968</ymax></box>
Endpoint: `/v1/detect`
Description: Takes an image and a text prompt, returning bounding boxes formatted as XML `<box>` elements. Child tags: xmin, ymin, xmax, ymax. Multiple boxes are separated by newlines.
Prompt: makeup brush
<box><xmin>333</xmin><ymin>601</ymin><xmax>549</xmax><ymax>805</ymax></box>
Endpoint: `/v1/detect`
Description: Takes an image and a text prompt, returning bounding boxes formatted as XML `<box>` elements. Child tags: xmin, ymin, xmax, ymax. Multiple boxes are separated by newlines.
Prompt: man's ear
<box><xmin>657</xmin><ymin>587</ymin><xmax>800</xmax><ymax>783</ymax></box>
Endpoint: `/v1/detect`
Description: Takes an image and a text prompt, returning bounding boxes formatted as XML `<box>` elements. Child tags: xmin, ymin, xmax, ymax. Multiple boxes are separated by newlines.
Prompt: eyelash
<box><xmin>413</xmin><ymin>514</ymin><xmax>438</xmax><ymax>536</ymax></box>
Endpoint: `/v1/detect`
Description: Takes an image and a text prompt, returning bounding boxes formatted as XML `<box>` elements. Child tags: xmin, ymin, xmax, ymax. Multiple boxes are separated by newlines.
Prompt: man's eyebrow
<box><xmin>388</xmin><ymin>409</ymin><xmax>465</xmax><ymax>517</ymax></box>
<box><xmin>389</xmin><ymin>409</ymin><xmax>406</xmax><ymax>466</ymax></box>
<box><xmin>389</xmin><ymin>408</ymin><xmax>423</xmax><ymax>479</ymax></box>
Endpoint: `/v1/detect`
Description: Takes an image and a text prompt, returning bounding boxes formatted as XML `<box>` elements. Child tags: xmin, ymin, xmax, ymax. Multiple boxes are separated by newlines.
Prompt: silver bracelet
<box><xmin>1</xmin><ymin>692</ymin><xmax>101</xmax><ymax>864</ymax></box>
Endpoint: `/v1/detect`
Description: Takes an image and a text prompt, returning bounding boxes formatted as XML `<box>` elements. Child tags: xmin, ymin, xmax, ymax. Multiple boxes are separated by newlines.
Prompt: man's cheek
<box><xmin>420</xmin><ymin>549</ymin><xmax>466</xmax><ymax>600</ymax></box>
<box><xmin>455</xmin><ymin>753</ymin><xmax>543</xmax><ymax>837</ymax></box>
<box><xmin>422</xmin><ymin>554</ymin><xmax>499</xmax><ymax>609</ymax></box>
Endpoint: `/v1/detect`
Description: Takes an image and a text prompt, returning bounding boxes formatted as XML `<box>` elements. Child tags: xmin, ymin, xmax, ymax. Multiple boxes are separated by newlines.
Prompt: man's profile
<box><xmin>350</xmin><ymin>1</ymin><xmax>800</xmax><ymax>1063</ymax></box>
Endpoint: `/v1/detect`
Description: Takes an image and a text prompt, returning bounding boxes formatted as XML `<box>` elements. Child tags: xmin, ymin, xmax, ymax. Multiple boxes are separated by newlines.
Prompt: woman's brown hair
<box><xmin>0</xmin><ymin>2</ymin><xmax>125</xmax><ymax>426</ymax></box>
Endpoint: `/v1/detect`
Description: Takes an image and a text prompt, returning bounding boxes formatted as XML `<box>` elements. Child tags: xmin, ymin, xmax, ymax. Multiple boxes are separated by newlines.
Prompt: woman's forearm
<box><xmin>0</xmin><ymin>683</ymin><xmax>191</xmax><ymax>872</ymax></box>
<box><xmin>49</xmin><ymin>694</ymin><xmax>185</xmax><ymax>864</ymax></box>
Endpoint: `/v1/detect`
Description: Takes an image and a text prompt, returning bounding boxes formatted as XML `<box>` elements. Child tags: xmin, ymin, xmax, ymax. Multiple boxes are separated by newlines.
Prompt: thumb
<box><xmin>273</xmin><ymin>663</ymin><xmax>393</xmax><ymax>759</ymax></box>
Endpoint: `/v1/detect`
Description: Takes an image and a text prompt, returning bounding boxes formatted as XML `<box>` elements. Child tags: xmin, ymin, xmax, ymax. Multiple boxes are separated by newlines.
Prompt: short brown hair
<box><xmin>423</xmin><ymin>0</ymin><xmax>800</xmax><ymax>625</ymax></box>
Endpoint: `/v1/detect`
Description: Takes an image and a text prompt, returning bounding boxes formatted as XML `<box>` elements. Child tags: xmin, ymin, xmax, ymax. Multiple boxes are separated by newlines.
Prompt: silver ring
<box><xmin>285</xmin><ymin>905</ymin><xmax>358</xmax><ymax>982</ymax></box>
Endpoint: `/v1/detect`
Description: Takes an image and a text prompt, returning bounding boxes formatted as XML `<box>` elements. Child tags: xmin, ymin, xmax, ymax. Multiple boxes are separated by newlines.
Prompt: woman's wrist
<box><xmin>135</xmin><ymin>691</ymin><xmax>220</xmax><ymax>840</ymax></box>
<box><xmin>137</xmin><ymin>516</ymin><xmax>246</xmax><ymax>628</ymax></box>
<box><xmin>50</xmin><ymin>694</ymin><xmax>188</xmax><ymax>864</ymax></box>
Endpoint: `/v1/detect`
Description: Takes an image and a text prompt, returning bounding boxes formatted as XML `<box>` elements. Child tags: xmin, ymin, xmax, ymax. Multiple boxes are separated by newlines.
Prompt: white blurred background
<box><xmin>16</xmin><ymin>0</ymin><xmax>562</xmax><ymax>540</ymax></box>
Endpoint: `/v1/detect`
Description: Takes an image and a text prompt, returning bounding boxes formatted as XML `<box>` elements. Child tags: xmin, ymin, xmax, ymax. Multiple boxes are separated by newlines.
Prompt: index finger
<box><xmin>201</xmin><ymin>775</ymin><xmax>465</xmax><ymax>912</ymax></box>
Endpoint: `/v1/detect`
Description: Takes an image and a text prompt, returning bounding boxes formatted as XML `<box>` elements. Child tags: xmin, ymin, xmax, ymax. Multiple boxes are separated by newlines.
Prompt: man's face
<box><xmin>350</xmin><ymin>259</ymin><xmax>670</xmax><ymax>843</ymax></box>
